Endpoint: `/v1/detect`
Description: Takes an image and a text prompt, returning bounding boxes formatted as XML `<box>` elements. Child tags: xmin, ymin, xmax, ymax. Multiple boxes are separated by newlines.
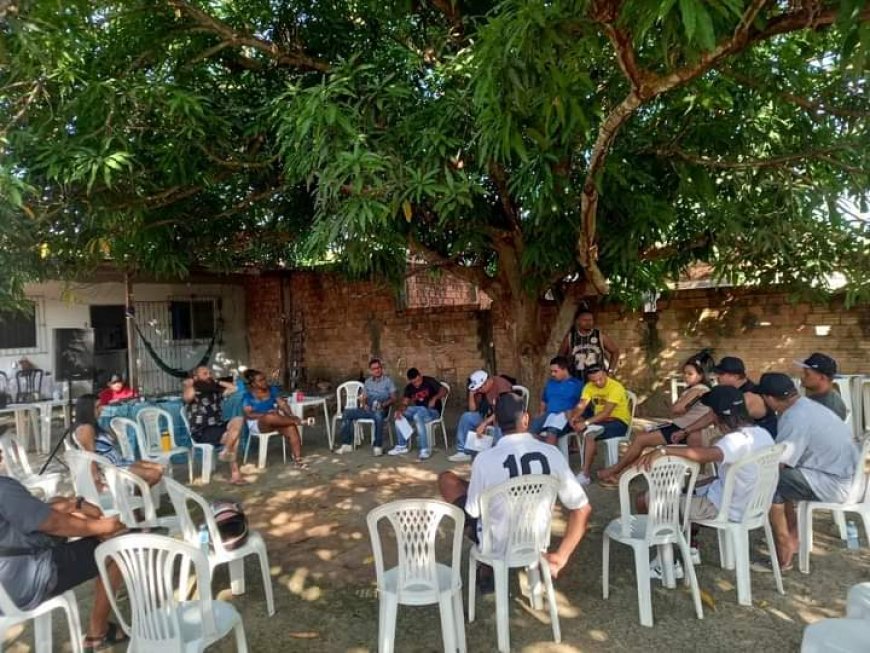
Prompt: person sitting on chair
<box><xmin>334</xmin><ymin>358</ymin><xmax>397</xmax><ymax>457</ymax></box>
<box><xmin>97</xmin><ymin>374</ymin><xmax>137</xmax><ymax>407</ymax></box>
<box><xmin>529</xmin><ymin>356</ymin><xmax>585</xmax><ymax>446</ymax></box>
<box><xmin>388</xmin><ymin>368</ymin><xmax>447</xmax><ymax>461</ymax></box>
<box><xmin>242</xmin><ymin>370</ymin><xmax>309</xmax><ymax>469</ymax></box>
<box><xmin>0</xmin><ymin>443</ymin><xmax>128</xmax><ymax>652</ymax></box>
<box><xmin>73</xmin><ymin>394</ymin><xmax>163</xmax><ymax>487</ymax></box>
<box><xmin>795</xmin><ymin>353</ymin><xmax>848</xmax><ymax>421</ymax></box>
<box><xmin>448</xmin><ymin>370</ymin><xmax>515</xmax><ymax>463</ymax></box>
<box><xmin>183</xmin><ymin>366</ymin><xmax>245</xmax><ymax>485</ymax></box>
<box><xmin>570</xmin><ymin>365</ymin><xmax>631</xmax><ymax>487</ymax></box>
<box><xmin>597</xmin><ymin>356</ymin><xmax>712</xmax><ymax>486</ymax></box>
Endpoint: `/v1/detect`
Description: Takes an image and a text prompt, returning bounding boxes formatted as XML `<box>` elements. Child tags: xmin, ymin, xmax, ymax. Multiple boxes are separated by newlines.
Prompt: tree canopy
<box><xmin>1</xmin><ymin>0</ymin><xmax>868</xmax><ymax>351</ymax></box>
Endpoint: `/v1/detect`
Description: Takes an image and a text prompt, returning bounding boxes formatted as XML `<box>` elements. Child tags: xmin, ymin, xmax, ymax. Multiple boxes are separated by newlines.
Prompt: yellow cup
<box><xmin>160</xmin><ymin>431</ymin><xmax>171</xmax><ymax>452</ymax></box>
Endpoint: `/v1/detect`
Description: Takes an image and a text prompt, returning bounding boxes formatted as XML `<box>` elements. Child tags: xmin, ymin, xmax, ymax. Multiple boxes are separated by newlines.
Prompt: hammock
<box><xmin>132</xmin><ymin>320</ymin><xmax>220</xmax><ymax>379</ymax></box>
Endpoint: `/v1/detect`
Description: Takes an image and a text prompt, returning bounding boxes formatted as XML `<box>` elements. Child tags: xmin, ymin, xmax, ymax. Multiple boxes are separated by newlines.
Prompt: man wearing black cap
<box><xmin>755</xmin><ymin>372</ymin><xmax>857</xmax><ymax>570</ymax></box>
<box><xmin>438</xmin><ymin>393</ymin><xmax>591</xmax><ymax>578</ymax></box>
<box><xmin>795</xmin><ymin>353</ymin><xmax>848</xmax><ymax>421</ymax></box>
<box><xmin>711</xmin><ymin>356</ymin><xmax>779</xmax><ymax>437</ymax></box>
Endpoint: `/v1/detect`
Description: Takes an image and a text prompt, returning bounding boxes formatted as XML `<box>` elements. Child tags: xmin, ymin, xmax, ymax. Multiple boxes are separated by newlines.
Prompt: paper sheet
<box><xmin>465</xmin><ymin>430</ymin><xmax>493</xmax><ymax>452</ymax></box>
<box><xmin>395</xmin><ymin>416</ymin><xmax>414</xmax><ymax>440</ymax></box>
<box><xmin>543</xmin><ymin>412</ymin><xmax>568</xmax><ymax>431</ymax></box>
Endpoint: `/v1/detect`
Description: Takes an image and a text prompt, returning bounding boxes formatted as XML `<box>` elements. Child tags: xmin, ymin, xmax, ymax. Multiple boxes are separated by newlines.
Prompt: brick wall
<box><xmin>244</xmin><ymin>273</ymin><xmax>870</xmax><ymax>415</ymax></box>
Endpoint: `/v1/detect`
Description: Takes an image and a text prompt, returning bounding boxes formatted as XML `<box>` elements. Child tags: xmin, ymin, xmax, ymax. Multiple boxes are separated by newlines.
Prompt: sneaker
<box><xmin>418</xmin><ymin>449</ymin><xmax>431</xmax><ymax>461</ymax></box>
<box><xmin>689</xmin><ymin>546</ymin><xmax>701</xmax><ymax>566</ymax></box>
<box><xmin>388</xmin><ymin>445</ymin><xmax>409</xmax><ymax>456</ymax></box>
<box><xmin>649</xmin><ymin>557</ymin><xmax>684</xmax><ymax>581</ymax></box>
<box><xmin>334</xmin><ymin>444</ymin><xmax>353</xmax><ymax>454</ymax></box>
<box><xmin>372</xmin><ymin>447</ymin><xmax>383</xmax><ymax>457</ymax></box>
<box><xmin>448</xmin><ymin>452</ymin><xmax>472</xmax><ymax>463</ymax></box>
<box><xmin>576</xmin><ymin>472</ymin><xmax>592</xmax><ymax>486</ymax></box>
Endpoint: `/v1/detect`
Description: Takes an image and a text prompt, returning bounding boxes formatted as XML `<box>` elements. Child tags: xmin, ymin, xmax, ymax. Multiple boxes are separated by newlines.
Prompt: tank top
<box><xmin>739</xmin><ymin>380</ymin><xmax>778</xmax><ymax>437</ymax></box>
<box><xmin>569</xmin><ymin>327</ymin><xmax>606</xmax><ymax>374</ymax></box>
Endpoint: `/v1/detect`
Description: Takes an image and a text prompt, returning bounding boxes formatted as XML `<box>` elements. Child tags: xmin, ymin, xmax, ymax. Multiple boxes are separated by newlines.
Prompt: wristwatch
<box><xmin>75</xmin><ymin>496</ymin><xmax>85</xmax><ymax>511</ymax></box>
<box><xmin>657</xmin><ymin>446</ymin><xmax>667</xmax><ymax>456</ymax></box>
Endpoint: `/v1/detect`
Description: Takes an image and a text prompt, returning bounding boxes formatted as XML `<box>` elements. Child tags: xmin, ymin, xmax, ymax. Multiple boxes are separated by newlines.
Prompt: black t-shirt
<box><xmin>739</xmin><ymin>380</ymin><xmax>778</xmax><ymax>437</ymax></box>
<box><xmin>187</xmin><ymin>380</ymin><xmax>225</xmax><ymax>433</ymax></box>
<box><xmin>403</xmin><ymin>376</ymin><xmax>443</xmax><ymax>412</ymax></box>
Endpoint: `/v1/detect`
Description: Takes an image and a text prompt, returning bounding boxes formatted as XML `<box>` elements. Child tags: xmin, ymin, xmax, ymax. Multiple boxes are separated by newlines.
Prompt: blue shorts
<box><xmin>594</xmin><ymin>419</ymin><xmax>629</xmax><ymax>440</ymax></box>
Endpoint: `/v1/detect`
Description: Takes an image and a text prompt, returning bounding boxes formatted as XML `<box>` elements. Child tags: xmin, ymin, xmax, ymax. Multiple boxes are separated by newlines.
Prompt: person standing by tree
<box><xmin>559</xmin><ymin>309</ymin><xmax>620</xmax><ymax>378</ymax></box>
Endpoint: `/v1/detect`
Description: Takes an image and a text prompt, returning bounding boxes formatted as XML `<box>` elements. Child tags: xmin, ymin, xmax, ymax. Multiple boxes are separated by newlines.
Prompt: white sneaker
<box><xmin>388</xmin><ymin>445</ymin><xmax>409</xmax><ymax>456</ymax></box>
<box><xmin>649</xmin><ymin>556</ymin><xmax>684</xmax><ymax>581</ymax></box>
<box><xmin>334</xmin><ymin>444</ymin><xmax>353</xmax><ymax>454</ymax></box>
<box><xmin>576</xmin><ymin>472</ymin><xmax>591</xmax><ymax>486</ymax></box>
<box><xmin>689</xmin><ymin>547</ymin><xmax>701</xmax><ymax>566</ymax></box>
<box><xmin>418</xmin><ymin>449</ymin><xmax>431</xmax><ymax>461</ymax></box>
<box><xmin>372</xmin><ymin>447</ymin><xmax>383</xmax><ymax>457</ymax></box>
<box><xmin>448</xmin><ymin>452</ymin><xmax>472</xmax><ymax>463</ymax></box>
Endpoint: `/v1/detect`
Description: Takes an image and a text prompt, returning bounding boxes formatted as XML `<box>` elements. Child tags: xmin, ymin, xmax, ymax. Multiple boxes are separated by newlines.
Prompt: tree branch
<box><xmin>656</xmin><ymin>145</ymin><xmax>854</xmax><ymax>170</ymax></box>
<box><xmin>487</xmin><ymin>161</ymin><xmax>522</xmax><ymax>236</ymax></box>
<box><xmin>640</xmin><ymin>235</ymin><xmax>711</xmax><ymax>262</ymax></box>
<box><xmin>166</xmin><ymin>0</ymin><xmax>331</xmax><ymax>73</ymax></box>
<box><xmin>428</xmin><ymin>0</ymin><xmax>464</xmax><ymax>39</ymax></box>
<box><xmin>407</xmin><ymin>237</ymin><xmax>496</xmax><ymax>293</ymax></box>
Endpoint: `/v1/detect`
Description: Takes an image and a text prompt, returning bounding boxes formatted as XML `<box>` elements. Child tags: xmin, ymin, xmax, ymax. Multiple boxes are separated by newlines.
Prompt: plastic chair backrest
<box><xmin>136</xmin><ymin>407</ymin><xmax>176</xmax><ymax>454</ymax></box>
<box><xmin>95</xmin><ymin>533</ymin><xmax>215</xmax><ymax>648</ymax></box>
<box><xmin>336</xmin><ymin>382</ymin><xmax>364</xmax><ymax>413</ymax></box>
<box><xmin>0</xmin><ymin>433</ymin><xmax>34</xmax><ymax>477</ymax></box>
<box><xmin>15</xmin><ymin>369</ymin><xmax>43</xmax><ymax>403</ymax></box>
<box><xmin>64</xmin><ymin>449</ymin><xmax>112</xmax><ymax>506</ymax></box>
<box><xmin>438</xmin><ymin>382</ymin><xmax>451</xmax><ymax>419</ymax></box>
<box><xmin>846</xmin><ymin>435</ymin><xmax>870</xmax><ymax>504</ymax></box>
<box><xmin>862</xmin><ymin>380</ymin><xmax>870</xmax><ymax>434</ymax></box>
<box><xmin>101</xmin><ymin>462</ymin><xmax>157</xmax><ymax>527</ymax></box>
<box><xmin>109</xmin><ymin>417</ymin><xmax>139</xmax><ymax>460</ymax></box>
<box><xmin>164</xmin><ymin>477</ymin><xmax>230</xmax><ymax>556</ymax></box>
<box><xmin>618</xmin><ymin>456</ymin><xmax>699</xmax><ymax>543</ymax></box>
<box><xmin>511</xmin><ymin>385</ymin><xmax>530</xmax><ymax>412</ymax></box>
<box><xmin>366</xmin><ymin>499</ymin><xmax>463</xmax><ymax>599</ymax></box>
<box><xmin>713</xmin><ymin>443</ymin><xmax>786</xmax><ymax>524</ymax></box>
<box><xmin>626</xmin><ymin>390</ymin><xmax>638</xmax><ymax>433</ymax></box>
<box><xmin>477</xmin><ymin>474</ymin><xmax>560</xmax><ymax>562</ymax></box>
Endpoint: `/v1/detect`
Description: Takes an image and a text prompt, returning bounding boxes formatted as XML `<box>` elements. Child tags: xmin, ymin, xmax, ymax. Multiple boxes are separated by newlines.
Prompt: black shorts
<box><xmin>191</xmin><ymin>424</ymin><xmax>226</xmax><ymax>446</ymax></box>
<box><xmin>661</xmin><ymin>423</ymin><xmax>682</xmax><ymax>444</ymax></box>
<box><xmin>451</xmin><ymin>495</ymin><xmax>479</xmax><ymax>545</ymax></box>
<box><xmin>49</xmin><ymin>537</ymin><xmax>100</xmax><ymax>597</ymax></box>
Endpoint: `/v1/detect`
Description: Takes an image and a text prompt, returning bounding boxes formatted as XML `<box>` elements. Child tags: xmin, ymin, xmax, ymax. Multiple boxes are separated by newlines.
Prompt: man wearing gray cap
<box><xmin>795</xmin><ymin>353</ymin><xmax>848</xmax><ymax>421</ymax></box>
<box><xmin>756</xmin><ymin>372</ymin><xmax>857</xmax><ymax>571</ymax></box>
<box><xmin>448</xmin><ymin>370</ymin><xmax>513</xmax><ymax>463</ymax></box>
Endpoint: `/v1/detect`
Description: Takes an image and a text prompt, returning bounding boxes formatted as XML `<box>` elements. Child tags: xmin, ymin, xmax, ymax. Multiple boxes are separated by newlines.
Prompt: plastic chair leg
<box><xmin>233</xmin><ymin>619</ymin><xmax>249</xmax><ymax>653</ymax></box>
<box><xmin>229</xmin><ymin>558</ymin><xmax>246</xmax><ymax>595</ymax></box>
<box><xmin>834</xmin><ymin>510</ymin><xmax>848</xmax><ymax>541</ymax></box>
<box><xmin>526</xmin><ymin>563</ymin><xmax>544</xmax><ymax>610</ymax></box>
<box><xmin>660</xmin><ymin>544</ymin><xmax>676</xmax><ymax>589</ymax></box>
<box><xmin>633</xmin><ymin>548</ymin><xmax>654</xmax><ymax>627</ymax></box>
<box><xmin>256</xmin><ymin>541</ymin><xmax>276</xmax><ymax>616</ymax></box>
<box><xmin>676</xmin><ymin>537</ymin><xmax>704</xmax><ymax>620</ymax></box>
<box><xmin>259</xmin><ymin>435</ymin><xmax>269</xmax><ymax>469</ymax></box>
<box><xmin>732</xmin><ymin>529</ymin><xmax>752</xmax><ymax>606</ymax></box>
<box><xmin>452</xmin><ymin>590</ymin><xmax>467</xmax><ymax>653</ymax></box>
<box><xmin>243</xmin><ymin>435</ymin><xmax>252</xmax><ymax>465</ymax></box>
<box><xmin>493</xmin><ymin>562</ymin><xmax>511</xmax><ymax>653</ymax></box>
<box><xmin>602</xmin><ymin>534</ymin><xmax>610</xmax><ymax>599</ymax></box>
<box><xmin>379</xmin><ymin>593</ymin><xmax>398</xmax><ymax>653</ymax></box>
<box><xmin>438</xmin><ymin>594</ymin><xmax>457</xmax><ymax>653</ymax></box>
<box><xmin>798</xmin><ymin>502</ymin><xmax>813</xmax><ymax>574</ymax></box>
<box><xmin>717</xmin><ymin>529</ymin><xmax>734</xmax><ymax>569</ymax></box>
<box><xmin>540</xmin><ymin>557</ymin><xmax>561</xmax><ymax>643</ymax></box>
<box><xmin>186</xmin><ymin>454</ymin><xmax>194</xmax><ymax>484</ymax></box>
<box><xmin>201</xmin><ymin>446</ymin><xmax>214</xmax><ymax>484</ymax></box>
<box><xmin>467</xmin><ymin>553</ymin><xmax>477</xmax><ymax>623</ymax></box>
<box><xmin>763</xmin><ymin>520</ymin><xmax>784</xmax><ymax>595</ymax></box>
<box><xmin>557</xmin><ymin>436</ymin><xmax>569</xmax><ymax>461</ymax></box>
<box><xmin>34</xmin><ymin>611</ymin><xmax>53</xmax><ymax>653</ymax></box>
<box><xmin>63</xmin><ymin>591</ymin><xmax>84</xmax><ymax>653</ymax></box>
<box><xmin>281</xmin><ymin>435</ymin><xmax>287</xmax><ymax>465</ymax></box>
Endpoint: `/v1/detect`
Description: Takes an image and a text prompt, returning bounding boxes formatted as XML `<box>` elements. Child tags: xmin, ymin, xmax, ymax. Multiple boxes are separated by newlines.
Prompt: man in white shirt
<box><xmin>756</xmin><ymin>372</ymin><xmax>857</xmax><ymax>571</ymax></box>
<box><xmin>438</xmin><ymin>393</ymin><xmax>592</xmax><ymax>584</ymax></box>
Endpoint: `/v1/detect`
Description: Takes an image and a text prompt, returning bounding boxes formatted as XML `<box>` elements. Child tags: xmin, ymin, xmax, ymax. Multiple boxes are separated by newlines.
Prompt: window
<box><xmin>0</xmin><ymin>303</ymin><xmax>38</xmax><ymax>350</ymax></box>
<box><xmin>169</xmin><ymin>300</ymin><xmax>216</xmax><ymax>341</ymax></box>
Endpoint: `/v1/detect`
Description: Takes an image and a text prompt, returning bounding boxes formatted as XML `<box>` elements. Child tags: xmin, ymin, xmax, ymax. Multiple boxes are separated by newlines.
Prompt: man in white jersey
<box><xmin>438</xmin><ymin>393</ymin><xmax>591</xmax><ymax>583</ymax></box>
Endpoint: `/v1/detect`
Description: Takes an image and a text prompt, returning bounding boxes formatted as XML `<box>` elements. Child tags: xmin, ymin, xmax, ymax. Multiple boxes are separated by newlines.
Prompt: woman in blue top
<box><xmin>242</xmin><ymin>370</ymin><xmax>310</xmax><ymax>469</ymax></box>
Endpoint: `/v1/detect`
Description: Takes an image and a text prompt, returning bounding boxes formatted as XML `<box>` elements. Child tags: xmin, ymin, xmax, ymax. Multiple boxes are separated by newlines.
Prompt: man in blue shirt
<box><xmin>530</xmin><ymin>356</ymin><xmax>584</xmax><ymax>445</ymax></box>
<box><xmin>335</xmin><ymin>358</ymin><xmax>397</xmax><ymax>456</ymax></box>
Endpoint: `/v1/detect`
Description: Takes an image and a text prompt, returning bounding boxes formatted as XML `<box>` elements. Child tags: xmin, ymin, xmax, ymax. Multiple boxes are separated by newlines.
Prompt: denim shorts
<box><xmin>772</xmin><ymin>467</ymin><xmax>819</xmax><ymax>504</ymax></box>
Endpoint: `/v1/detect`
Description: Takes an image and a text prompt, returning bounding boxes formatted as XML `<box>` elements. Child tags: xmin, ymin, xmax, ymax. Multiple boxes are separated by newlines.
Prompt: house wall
<box><xmin>245</xmin><ymin>272</ymin><xmax>870</xmax><ymax>417</ymax></box>
<box><xmin>1</xmin><ymin>279</ymin><xmax>248</xmax><ymax>395</ymax></box>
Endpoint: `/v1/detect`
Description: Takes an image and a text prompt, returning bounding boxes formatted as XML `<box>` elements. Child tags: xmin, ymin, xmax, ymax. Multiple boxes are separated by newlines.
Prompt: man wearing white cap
<box><xmin>448</xmin><ymin>370</ymin><xmax>514</xmax><ymax>463</ymax></box>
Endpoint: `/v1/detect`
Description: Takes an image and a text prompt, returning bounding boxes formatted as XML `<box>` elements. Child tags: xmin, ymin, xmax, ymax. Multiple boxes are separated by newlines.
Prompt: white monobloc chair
<box><xmin>0</xmin><ymin>581</ymin><xmax>83</xmax><ymax>653</ymax></box>
<box><xmin>512</xmin><ymin>385</ymin><xmax>530</xmax><ymax>412</ymax></box>
<box><xmin>330</xmin><ymin>381</ymin><xmax>364</xmax><ymax>450</ymax></box>
<box><xmin>354</xmin><ymin>406</ymin><xmax>393</xmax><ymax>449</ymax></box>
<box><xmin>0</xmin><ymin>434</ymin><xmax>63</xmax><ymax>498</ymax></box>
<box><xmin>366</xmin><ymin>499</ymin><xmax>466</xmax><ymax>653</ymax></box>
<box><xmin>798</xmin><ymin>434</ymin><xmax>870</xmax><ymax>574</ymax></box>
<box><xmin>689</xmin><ymin>444</ymin><xmax>786</xmax><ymax>606</ymax></box>
<box><xmin>95</xmin><ymin>533</ymin><xmax>249</xmax><ymax>653</ymax></box>
<box><xmin>802</xmin><ymin>582</ymin><xmax>870</xmax><ymax>652</ymax></box>
<box><xmin>603</xmin><ymin>456</ymin><xmax>704</xmax><ymax>627</ymax></box>
<box><xmin>65</xmin><ymin>449</ymin><xmax>123</xmax><ymax>512</ymax></box>
<box><xmin>164</xmin><ymin>478</ymin><xmax>276</xmax><ymax>616</ymax></box>
<box><xmin>425</xmin><ymin>382</ymin><xmax>451</xmax><ymax>452</ymax></box>
<box><xmin>108</xmin><ymin>417</ymin><xmax>140</xmax><ymax>460</ymax></box>
<box><xmin>241</xmin><ymin>418</ymin><xmax>285</xmax><ymax>469</ymax></box>
<box><xmin>100</xmin><ymin>461</ymin><xmax>177</xmax><ymax>533</ymax></box>
<box><xmin>178</xmin><ymin>411</ymin><xmax>219</xmax><ymax>484</ymax></box>
<box><xmin>468</xmin><ymin>475</ymin><xmax>561</xmax><ymax>653</ymax></box>
<box><xmin>567</xmin><ymin>390</ymin><xmax>637</xmax><ymax>466</ymax></box>
<box><xmin>136</xmin><ymin>407</ymin><xmax>194</xmax><ymax>483</ymax></box>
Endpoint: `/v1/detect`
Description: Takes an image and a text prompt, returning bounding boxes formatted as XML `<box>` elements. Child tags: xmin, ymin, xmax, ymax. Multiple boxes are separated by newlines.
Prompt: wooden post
<box><xmin>124</xmin><ymin>272</ymin><xmax>138</xmax><ymax>391</ymax></box>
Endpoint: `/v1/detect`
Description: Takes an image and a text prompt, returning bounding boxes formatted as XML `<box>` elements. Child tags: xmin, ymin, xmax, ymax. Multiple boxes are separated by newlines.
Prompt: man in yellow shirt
<box><xmin>570</xmin><ymin>365</ymin><xmax>631</xmax><ymax>485</ymax></box>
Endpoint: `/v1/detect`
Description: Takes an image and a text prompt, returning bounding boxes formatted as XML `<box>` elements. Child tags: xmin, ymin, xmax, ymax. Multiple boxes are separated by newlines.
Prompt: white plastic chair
<box><xmin>570</xmin><ymin>390</ymin><xmax>637</xmax><ymax>467</ymax></box>
<box><xmin>354</xmin><ymin>405</ymin><xmax>393</xmax><ymax>448</ymax></box>
<box><xmin>330</xmin><ymin>381</ymin><xmax>364</xmax><ymax>450</ymax></box>
<box><xmin>468</xmin><ymin>475</ymin><xmax>561</xmax><ymax>653</ymax></box>
<box><xmin>0</xmin><ymin>580</ymin><xmax>83</xmax><ymax>653</ymax></box>
<box><xmin>136</xmin><ymin>407</ymin><xmax>194</xmax><ymax>483</ymax></box>
<box><xmin>178</xmin><ymin>411</ymin><xmax>218</xmax><ymax>484</ymax></box>
<box><xmin>95</xmin><ymin>533</ymin><xmax>249</xmax><ymax>653</ymax></box>
<box><xmin>602</xmin><ymin>456</ymin><xmax>703</xmax><ymax>627</ymax></box>
<box><xmin>242</xmin><ymin>419</ymin><xmax>285</xmax><ymax>469</ymax></box>
<box><xmin>689</xmin><ymin>444</ymin><xmax>787</xmax><ymax>606</ymax></box>
<box><xmin>425</xmin><ymin>382</ymin><xmax>451</xmax><ymax>452</ymax></box>
<box><xmin>108</xmin><ymin>416</ymin><xmax>141</xmax><ymax>460</ymax></box>
<box><xmin>164</xmin><ymin>478</ymin><xmax>276</xmax><ymax>616</ymax></box>
<box><xmin>802</xmin><ymin>582</ymin><xmax>870</xmax><ymax>652</ymax></box>
<box><xmin>367</xmin><ymin>499</ymin><xmax>466</xmax><ymax>653</ymax></box>
<box><xmin>100</xmin><ymin>461</ymin><xmax>177</xmax><ymax>532</ymax></box>
<box><xmin>65</xmin><ymin>448</ymin><xmax>123</xmax><ymax>512</ymax></box>
<box><xmin>511</xmin><ymin>385</ymin><xmax>530</xmax><ymax>412</ymax></box>
<box><xmin>0</xmin><ymin>433</ymin><xmax>63</xmax><ymax>498</ymax></box>
<box><xmin>798</xmin><ymin>434</ymin><xmax>870</xmax><ymax>574</ymax></box>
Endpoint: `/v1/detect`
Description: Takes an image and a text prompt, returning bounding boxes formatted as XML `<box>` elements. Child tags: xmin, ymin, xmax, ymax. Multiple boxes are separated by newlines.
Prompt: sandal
<box><xmin>598</xmin><ymin>476</ymin><xmax>620</xmax><ymax>489</ymax></box>
<box><xmin>293</xmin><ymin>458</ymin><xmax>309</xmax><ymax>470</ymax></box>
<box><xmin>218</xmin><ymin>449</ymin><xmax>237</xmax><ymax>463</ymax></box>
<box><xmin>84</xmin><ymin>622</ymin><xmax>128</xmax><ymax>652</ymax></box>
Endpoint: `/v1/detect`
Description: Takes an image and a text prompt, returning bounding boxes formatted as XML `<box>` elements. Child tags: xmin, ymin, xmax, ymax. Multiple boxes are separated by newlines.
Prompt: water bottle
<box><xmin>198</xmin><ymin>524</ymin><xmax>210</xmax><ymax>555</ymax></box>
<box><xmin>846</xmin><ymin>520</ymin><xmax>860</xmax><ymax>550</ymax></box>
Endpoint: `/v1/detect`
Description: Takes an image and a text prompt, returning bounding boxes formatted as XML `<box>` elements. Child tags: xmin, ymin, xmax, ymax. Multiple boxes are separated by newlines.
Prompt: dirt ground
<box><xmin>4</xmin><ymin>417</ymin><xmax>869</xmax><ymax>652</ymax></box>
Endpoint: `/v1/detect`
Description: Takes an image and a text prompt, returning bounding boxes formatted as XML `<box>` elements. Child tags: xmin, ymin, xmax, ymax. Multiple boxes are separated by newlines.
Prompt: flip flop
<box><xmin>84</xmin><ymin>622</ymin><xmax>128</xmax><ymax>652</ymax></box>
<box><xmin>598</xmin><ymin>477</ymin><xmax>620</xmax><ymax>489</ymax></box>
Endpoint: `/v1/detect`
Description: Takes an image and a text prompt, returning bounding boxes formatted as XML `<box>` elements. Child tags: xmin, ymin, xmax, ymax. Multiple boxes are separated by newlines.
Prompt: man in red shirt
<box><xmin>97</xmin><ymin>374</ymin><xmax>137</xmax><ymax>406</ymax></box>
